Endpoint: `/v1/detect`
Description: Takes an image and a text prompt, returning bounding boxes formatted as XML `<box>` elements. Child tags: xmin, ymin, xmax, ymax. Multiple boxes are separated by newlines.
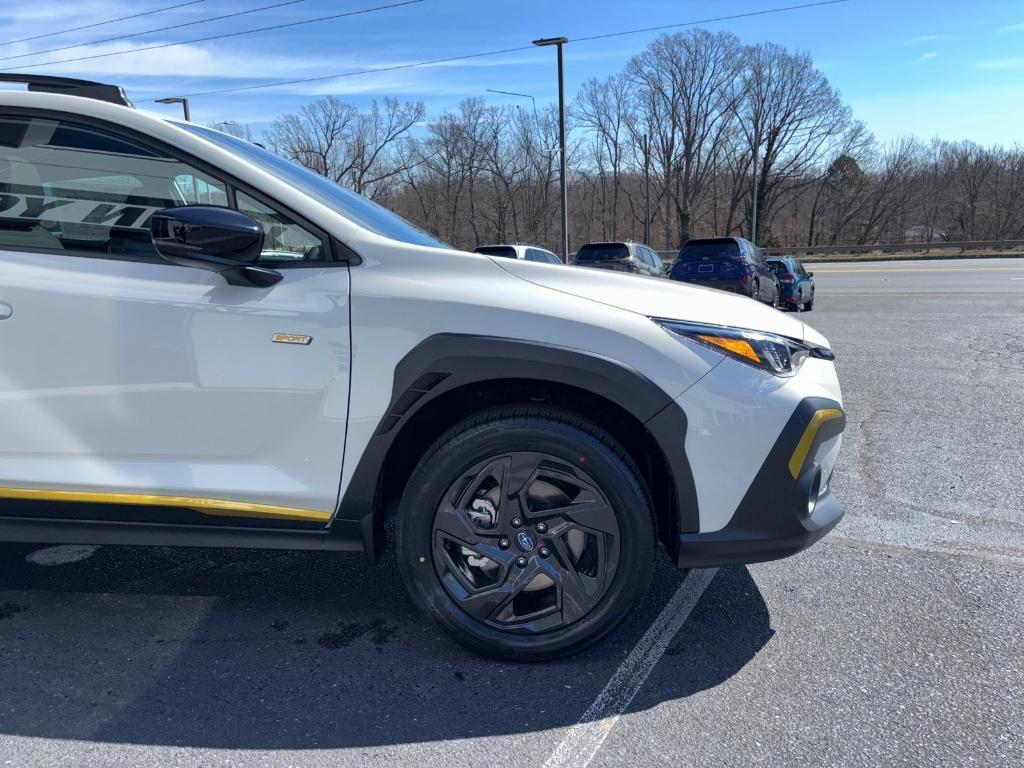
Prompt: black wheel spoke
<box><xmin>433</xmin><ymin>502</ymin><xmax>482</xmax><ymax>546</ymax></box>
<box><xmin>556</xmin><ymin>558</ymin><xmax>597</xmax><ymax>624</ymax></box>
<box><xmin>542</xmin><ymin>500</ymin><xmax>618</xmax><ymax>537</ymax></box>
<box><xmin>458</xmin><ymin>559</ymin><xmax>542</xmax><ymax>622</ymax></box>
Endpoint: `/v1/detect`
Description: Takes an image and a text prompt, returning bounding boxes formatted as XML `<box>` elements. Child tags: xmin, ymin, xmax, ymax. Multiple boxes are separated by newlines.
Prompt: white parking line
<box><xmin>542</xmin><ymin>567</ymin><xmax>719</xmax><ymax>768</ymax></box>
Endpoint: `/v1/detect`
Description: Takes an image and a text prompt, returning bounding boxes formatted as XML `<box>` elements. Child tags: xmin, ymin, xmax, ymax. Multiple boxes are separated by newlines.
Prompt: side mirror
<box><xmin>151</xmin><ymin>206</ymin><xmax>282</xmax><ymax>287</ymax></box>
<box><xmin>808</xmin><ymin>271</ymin><xmax>814</xmax><ymax>277</ymax></box>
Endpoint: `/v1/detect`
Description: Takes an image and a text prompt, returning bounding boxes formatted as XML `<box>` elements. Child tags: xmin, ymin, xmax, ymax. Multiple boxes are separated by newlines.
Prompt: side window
<box><xmin>646</xmin><ymin>247</ymin><xmax>664</xmax><ymax>270</ymax></box>
<box><xmin>637</xmin><ymin>247</ymin><xmax>654</xmax><ymax>268</ymax></box>
<box><xmin>525</xmin><ymin>248</ymin><xmax>543</xmax><ymax>262</ymax></box>
<box><xmin>235</xmin><ymin>191</ymin><xmax>325</xmax><ymax>263</ymax></box>
<box><xmin>0</xmin><ymin>115</ymin><xmax>227</xmax><ymax>258</ymax></box>
<box><xmin>542</xmin><ymin>250</ymin><xmax>561</xmax><ymax>264</ymax></box>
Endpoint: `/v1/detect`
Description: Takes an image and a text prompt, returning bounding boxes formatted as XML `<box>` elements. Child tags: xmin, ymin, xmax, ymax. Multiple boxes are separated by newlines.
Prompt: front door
<box><xmin>0</xmin><ymin>113</ymin><xmax>350</xmax><ymax>525</ymax></box>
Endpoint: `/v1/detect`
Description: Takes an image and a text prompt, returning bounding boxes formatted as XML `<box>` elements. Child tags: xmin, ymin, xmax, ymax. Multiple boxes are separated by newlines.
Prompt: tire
<box><xmin>804</xmin><ymin>294</ymin><xmax>814</xmax><ymax>312</ymax></box>
<box><xmin>750</xmin><ymin>279</ymin><xmax>760</xmax><ymax>301</ymax></box>
<box><xmin>397</xmin><ymin>404</ymin><xmax>656</xmax><ymax>661</ymax></box>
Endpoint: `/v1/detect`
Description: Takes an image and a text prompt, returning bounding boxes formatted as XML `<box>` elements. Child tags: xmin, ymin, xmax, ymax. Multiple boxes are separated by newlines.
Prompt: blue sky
<box><xmin>0</xmin><ymin>0</ymin><xmax>1021</xmax><ymax>145</ymax></box>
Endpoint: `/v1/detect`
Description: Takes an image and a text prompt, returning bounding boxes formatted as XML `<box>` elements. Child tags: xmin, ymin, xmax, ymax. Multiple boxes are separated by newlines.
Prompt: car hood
<box><xmin>492</xmin><ymin>257</ymin><xmax>813</xmax><ymax>342</ymax></box>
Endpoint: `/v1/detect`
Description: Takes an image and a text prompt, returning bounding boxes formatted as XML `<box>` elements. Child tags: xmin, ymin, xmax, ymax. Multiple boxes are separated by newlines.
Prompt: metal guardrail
<box><xmin>655</xmin><ymin>240</ymin><xmax>1024</xmax><ymax>264</ymax></box>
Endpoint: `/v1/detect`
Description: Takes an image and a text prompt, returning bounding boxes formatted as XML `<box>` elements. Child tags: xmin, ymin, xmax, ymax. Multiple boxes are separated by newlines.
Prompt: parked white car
<box><xmin>0</xmin><ymin>75</ymin><xmax>845</xmax><ymax>659</ymax></box>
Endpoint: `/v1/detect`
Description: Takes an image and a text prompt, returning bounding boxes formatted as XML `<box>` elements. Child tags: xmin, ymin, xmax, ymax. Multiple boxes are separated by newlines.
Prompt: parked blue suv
<box><xmin>768</xmin><ymin>256</ymin><xmax>815</xmax><ymax>311</ymax></box>
<box><xmin>669</xmin><ymin>237</ymin><xmax>779</xmax><ymax>307</ymax></box>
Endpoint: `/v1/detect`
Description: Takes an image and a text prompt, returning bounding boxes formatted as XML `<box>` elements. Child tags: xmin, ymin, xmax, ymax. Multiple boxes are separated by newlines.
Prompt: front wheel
<box><xmin>397</xmin><ymin>405</ymin><xmax>656</xmax><ymax>661</ymax></box>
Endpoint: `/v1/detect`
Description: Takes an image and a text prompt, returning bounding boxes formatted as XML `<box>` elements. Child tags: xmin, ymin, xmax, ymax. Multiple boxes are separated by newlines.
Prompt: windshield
<box><xmin>176</xmin><ymin>122</ymin><xmax>451</xmax><ymax>250</ymax></box>
<box><xmin>677</xmin><ymin>239</ymin><xmax>741</xmax><ymax>261</ymax></box>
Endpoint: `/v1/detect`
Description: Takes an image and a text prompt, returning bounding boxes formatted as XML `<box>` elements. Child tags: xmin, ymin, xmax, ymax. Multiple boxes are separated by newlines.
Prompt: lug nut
<box><xmin>498</xmin><ymin>537</ymin><xmax>510</xmax><ymax>550</ymax></box>
<box><xmin>515</xmin><ymin>556</ymin><xmax>528</xmax><ymax>568</ymax></box>
<box><xmin>510</xmin><ymin>516</ymin><xmax>523</xmax><ymax>528</ymax></box>
<box><xmin>539</xmin><ymin>546</ymin><xmax>550</xmax><ymax>558</ymax></box>
<box><xmin>536</xmin><ymin>522</ymin><xmax>548</xmax><ymax>534</ymax></box>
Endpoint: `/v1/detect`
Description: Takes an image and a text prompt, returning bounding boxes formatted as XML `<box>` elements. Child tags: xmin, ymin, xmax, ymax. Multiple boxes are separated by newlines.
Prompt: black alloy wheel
<box><xmin>398</xmin><ymin>405</ymin><xmax>655</xmax><ymax>660</ymax></box>
<box><xmin>431</xmin><ymin>450</ymin><xmax>619</xmax><ymax>633</ymax></box>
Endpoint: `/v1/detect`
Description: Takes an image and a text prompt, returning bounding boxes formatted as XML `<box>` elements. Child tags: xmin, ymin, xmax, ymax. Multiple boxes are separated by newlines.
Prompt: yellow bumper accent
<box><xmin>0</xmin><ymin>487</ymin><xmax>332</xmax><ymax>523</ymax></box>
<box><xmin>788</xmin><ymin>408</ymin><xmax>845</xmax><ymax>479</ymax></box>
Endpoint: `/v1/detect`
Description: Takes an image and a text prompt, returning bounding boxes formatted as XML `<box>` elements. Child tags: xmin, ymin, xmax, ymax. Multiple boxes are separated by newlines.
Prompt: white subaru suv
<box><xmin>0</xmin><ymin>76</ymin><xmax>845</xmax><ymax>659</ymax></box>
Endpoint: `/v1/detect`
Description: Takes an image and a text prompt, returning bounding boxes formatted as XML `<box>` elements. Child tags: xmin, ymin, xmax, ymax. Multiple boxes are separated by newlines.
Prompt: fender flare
<box><xmin>333</xmin><ymin>334</ymin><xmax>699</xmax><ymax>558</ymax></box>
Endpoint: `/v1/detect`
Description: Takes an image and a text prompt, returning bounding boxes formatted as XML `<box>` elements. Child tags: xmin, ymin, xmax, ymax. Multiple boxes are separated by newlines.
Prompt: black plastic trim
<box><xmin>0</xmin><ymin>515</ymin><xmax>363</xmax><ymax>552</ymax></box>
<box><xmin>335</xmin><ymin>334</ymin><xmax>699</xmax><ymax>560</ymax></box>
<box><xmin>0</xmin><ymin>74</ymin><xmax>133</xmax><ymax>107</ymax></box>
<box><xmin>676</xmin><ymin>396</ymin><xmax>846</xmax><ymax>568</ymax></box>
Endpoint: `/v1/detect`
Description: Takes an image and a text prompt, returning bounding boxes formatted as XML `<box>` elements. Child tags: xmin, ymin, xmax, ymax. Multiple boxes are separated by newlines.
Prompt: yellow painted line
<box><xmin>0</xmin><ymin>487</ymin><xmax>332</xmax><ymax>522</ymax></box>
<box><xmin>789</xmin><ymin>408</ymin><xmax>844</xmax><ymax>479</ymax></box>
<box><xmin>812</xmin><ymin>266</ymin><xmax>1024</xmax><ymax>273</ymax></box>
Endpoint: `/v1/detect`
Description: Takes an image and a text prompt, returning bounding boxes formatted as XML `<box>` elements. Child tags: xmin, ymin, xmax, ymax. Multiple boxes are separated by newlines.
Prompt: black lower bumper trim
<box><xmin>676</xmin><ymin>490</ymin><xmax>843</xmax><ymax>568</ymax></box>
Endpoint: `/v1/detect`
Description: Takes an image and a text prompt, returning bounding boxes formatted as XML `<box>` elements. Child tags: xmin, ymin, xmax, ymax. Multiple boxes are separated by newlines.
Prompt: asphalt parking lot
<box><xmin>1</xmin><ymin>257</ymin><xmax>1022</xmax><ymax>767</ymax></box>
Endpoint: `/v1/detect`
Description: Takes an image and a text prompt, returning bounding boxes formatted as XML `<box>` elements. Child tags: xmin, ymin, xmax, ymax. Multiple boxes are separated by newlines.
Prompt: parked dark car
<box><xmin>669</xmin><ymin>237</ymin><xmax>779</xmax><ymax>307</ymax></box>
<box><xmin>768</xmin><ymin>256</ymin><xmax>815</xmax><ymax>311</ymax></box>
<box><xmin>572</xmin><ymin>241</ymin><xmax>667</xmax><ymax>278</ymax></box>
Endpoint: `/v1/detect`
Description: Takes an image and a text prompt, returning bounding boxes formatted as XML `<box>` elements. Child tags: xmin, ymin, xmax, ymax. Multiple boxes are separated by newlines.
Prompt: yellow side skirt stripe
<box><xmin>0</xmin><ymin>487</ymin><xmax>332</xmax><ymax>523</ymax></box>
<box><xmin>788</xmin><ymin>408</ymin><xmax>844</xmax><ymax>479</ymax></box>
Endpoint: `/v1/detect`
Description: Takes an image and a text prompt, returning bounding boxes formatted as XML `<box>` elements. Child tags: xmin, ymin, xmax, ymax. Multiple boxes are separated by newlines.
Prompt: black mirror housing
<box><xmin>151</xmin><ymin>206</ymin><xmax>282</xmax><ymax>287</ymax></box>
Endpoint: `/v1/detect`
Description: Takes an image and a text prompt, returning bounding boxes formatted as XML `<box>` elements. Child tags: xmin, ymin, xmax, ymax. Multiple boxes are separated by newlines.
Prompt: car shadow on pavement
<box><xmin>0</xmin><ymin>542</ymin><xmax>772</xmax><ymax>750</ymax></box>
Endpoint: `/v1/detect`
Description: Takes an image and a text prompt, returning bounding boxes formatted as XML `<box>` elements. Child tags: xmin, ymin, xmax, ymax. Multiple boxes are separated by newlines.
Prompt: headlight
<box><xmin>653</xmin><ymin>318</ymin><xmax>834</xmax><ymax>377</ymax></box>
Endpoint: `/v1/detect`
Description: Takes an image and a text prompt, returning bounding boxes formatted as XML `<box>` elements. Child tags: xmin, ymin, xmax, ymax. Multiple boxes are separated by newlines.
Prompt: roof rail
<box><xmin>0</xmin><ymin>74</ymin><xmax>132</xmax><ymax>108</ymax></box>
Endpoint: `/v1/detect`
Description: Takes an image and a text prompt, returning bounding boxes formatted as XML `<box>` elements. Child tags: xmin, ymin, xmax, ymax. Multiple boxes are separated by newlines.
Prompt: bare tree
<box><xmin>265</xmin><ymin>95</ymin><xmax>423</xmax><ymax>201</ymax></box>
<box><xmin>628</xmin><ymin>29</ymin><xmax>744</xmax><ymax>245</ymax></box>
<box><xmin>735</xmin><ymin>43</ymin><xmax>851</xmax><ymax>244</ymax></box>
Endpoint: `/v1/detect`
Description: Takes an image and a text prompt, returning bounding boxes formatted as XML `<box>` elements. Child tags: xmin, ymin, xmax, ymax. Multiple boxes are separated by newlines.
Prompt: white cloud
<box><xmin>918</xmin><ymin>51</ymin><xmax>938</xmax><ymax>63</ymax></box>
<box><xmin>974</xmin><ymin>56</ymin><xmax>1024</xmax><ymax>70</ymax></box>
<box><xmin>997</xmin><ymin>22</ymin><xmax>1024</xmax><ymax>33</ymax></box>
<box><xmin>906</xmin><ymin>34</ymin><xmax>950</xmax><ymax>44</ymax></box>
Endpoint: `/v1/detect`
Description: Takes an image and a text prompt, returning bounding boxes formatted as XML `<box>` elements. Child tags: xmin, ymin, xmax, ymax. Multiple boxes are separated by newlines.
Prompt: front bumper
<box><xmin>675</xmin><ymin>395</ymin><xmax>846</xmax><ymax>568</ymax></box>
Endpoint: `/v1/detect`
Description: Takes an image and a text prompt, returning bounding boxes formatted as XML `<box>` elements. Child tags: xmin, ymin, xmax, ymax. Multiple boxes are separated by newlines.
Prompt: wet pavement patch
<box><xmin>316</xmin><ymin>618</ymin><xmax>396</xmax><ymax>650</ymax></box>
<box><xmin>0</xmin><ymin>601</ymin><xmax>27</xmax><ymax>620</ymax></box>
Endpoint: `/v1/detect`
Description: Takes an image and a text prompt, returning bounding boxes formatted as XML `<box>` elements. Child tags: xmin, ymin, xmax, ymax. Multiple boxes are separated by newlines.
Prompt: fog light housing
<box><xmin>793</xmin><ymin>464</ymin><xmax>822</xmax><ymax>519</ymax></box>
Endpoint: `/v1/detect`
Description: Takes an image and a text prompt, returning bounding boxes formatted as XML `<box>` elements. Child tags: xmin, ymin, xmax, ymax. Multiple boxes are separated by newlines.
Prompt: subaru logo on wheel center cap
<box><xmin>516</xmin><ymin>531</ymin><xmax>535</xmax><ymax>552</ymax></box>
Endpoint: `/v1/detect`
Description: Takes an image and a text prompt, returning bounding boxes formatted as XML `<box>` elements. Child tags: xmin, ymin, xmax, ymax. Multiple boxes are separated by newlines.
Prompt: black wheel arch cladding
<box><xmin>335</xmin><ymin>333</ymin><xmax>700</xmax><ymax>560</ymax></box>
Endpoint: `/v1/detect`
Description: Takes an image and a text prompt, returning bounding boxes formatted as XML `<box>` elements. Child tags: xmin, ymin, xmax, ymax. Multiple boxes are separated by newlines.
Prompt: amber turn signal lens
<box><xmin>696</xmin><ymin>334</ymin><xmax>761</xmax><ymax>363</ymax></box>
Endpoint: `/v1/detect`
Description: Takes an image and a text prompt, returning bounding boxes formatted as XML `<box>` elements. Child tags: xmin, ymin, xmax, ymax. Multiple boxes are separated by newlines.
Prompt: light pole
<box><xmin>641</xmin><ymin>133</ymin><xmax>651</xmax><ymax>246</ymax></box>
<box><xmin>532</xmin><ymin>36</ymin><xmax>569</xmax><ymax>263</ymax></box>
<box><xmin>750</xmin><ymin>143</ymin><xmax>759</xmax><ymax>246</ymax></box>
<box><xmin>155</xmin><ymin>96</ymin><xmax>190</xmax><ymax>121</ymax></box>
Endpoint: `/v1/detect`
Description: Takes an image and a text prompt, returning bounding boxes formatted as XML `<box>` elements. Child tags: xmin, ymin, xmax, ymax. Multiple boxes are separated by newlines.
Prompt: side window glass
<box><xmin>0</xmin><ymin>115</ymin><xmax>226</xmax><ymax>258</ymax></box>
<box><xmin>525</xmin><ymin>248</ymin><xmax>543</xmax><ymax>262</ymax></box>
<box><xmin>235</xmin><ymin>191</ymin><xmax>325</xmax><ymax>263</ymax></box>
<box><xmin>544</xmin><ymin>251</ymin><xmax>561</xmax><ymax>264</ymax></box>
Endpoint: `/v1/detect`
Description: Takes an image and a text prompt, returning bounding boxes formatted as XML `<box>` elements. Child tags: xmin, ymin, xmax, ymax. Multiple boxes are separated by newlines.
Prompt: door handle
<box><xmin>0</xmin><ymin>303</ymin><xmax>12</xmax><ymax>320</ymax></box>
